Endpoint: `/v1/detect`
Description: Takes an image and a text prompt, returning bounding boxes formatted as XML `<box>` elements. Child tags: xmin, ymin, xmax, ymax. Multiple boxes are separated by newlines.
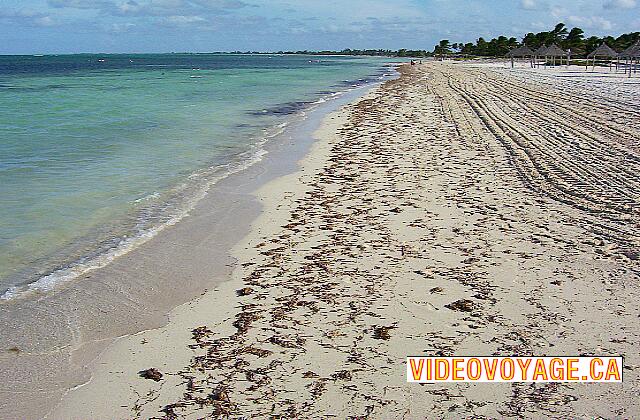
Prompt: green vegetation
<box><xmin>221</xmin><ymin>49</ymin><xmax>429</xmax><ymax>57</ymax></box>
<box><xmin>436</xmin><ymin>23</ymin><xmax>640</xmax><ymax>57</ymax></box>
<box><xmin>272</xmin><ymin>49</ymin><xmax>430</xmax><ymax>57</ymax></box>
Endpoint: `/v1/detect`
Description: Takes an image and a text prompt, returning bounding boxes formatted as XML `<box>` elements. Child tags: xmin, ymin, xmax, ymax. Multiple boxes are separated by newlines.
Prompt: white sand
<box><xmin>49</xmin><ymin>62</ymin><xmax>640</xmax><ymax>419</ymax></box>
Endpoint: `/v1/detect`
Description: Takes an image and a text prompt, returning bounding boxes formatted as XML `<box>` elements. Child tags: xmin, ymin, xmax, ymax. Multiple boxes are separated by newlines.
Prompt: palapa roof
<box><xmin>587</xmin><ymin>43</ymin><xmax>618</xmax><ymax>58</ymax></box>
<box><xmin>533</xmin><ymin>45</ymin><xmax>549</xmax><ymax>56</ymax></box>
<box><xmin>543</xmin><ymin>44</ymin><xmax>568</xmax><ymax>57</ymax></box>
<box><xmin>507</xmin><ymin>46</ymin><xmax>534</xmax><ymax>57</ymax></box>
<box><xmin>619</xmin><ymin>40</ymin><xmax>640</xmax><ymax>58</ymax></box>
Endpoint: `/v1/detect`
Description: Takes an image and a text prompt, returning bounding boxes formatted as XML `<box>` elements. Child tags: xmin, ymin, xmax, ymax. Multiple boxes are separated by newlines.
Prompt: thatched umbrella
<box><xmin>587</xmin><ymin>42</ymin><xmax>619</xmax><ymax>71</ymax></box>
<box><xmin>507</xmin><ymin>46</ymin><xmax>534</xmax><ymax>68</ymax></box>
<box><xmin>619</xmin><ymin>40</ymin><xmax>640</xmax><ymax>77</ymax></box>
<box><xmin>533</xmin><ymin>45</ymin><xmax>548</xmax><ymax>68</ymax></box>
<box><xmin>544</xmin><ymin>44</ymin><xmax>569</xmax><ymax>67</ymax></box>
<box><xmin>620</xmin><ymin>39</ymin><xmax>640</xmax><ymax>57</ymax></box>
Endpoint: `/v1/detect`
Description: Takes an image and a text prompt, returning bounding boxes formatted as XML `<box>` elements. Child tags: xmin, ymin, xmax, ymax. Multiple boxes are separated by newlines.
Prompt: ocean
<box><xmin>0</xmin><ymin>53</ymin><xmax>393</xmax><ymax>300</ymax></box>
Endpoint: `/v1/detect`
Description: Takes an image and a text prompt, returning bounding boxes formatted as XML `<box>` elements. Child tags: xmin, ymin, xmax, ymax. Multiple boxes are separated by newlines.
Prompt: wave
<box><xmin>0</xmin><ymin>66</ymin><xmax>397</xmax><ymax>302</ymax></box>
<box><xmin>0</xmin><ymin>141</ymin><xmax>271</xmax><ymax>301</ymax></box>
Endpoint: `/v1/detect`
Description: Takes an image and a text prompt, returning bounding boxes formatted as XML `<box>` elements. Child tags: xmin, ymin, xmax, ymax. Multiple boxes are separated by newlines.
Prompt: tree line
<box><xmin>274</xmin><ymin>49</ymin><xmax>429</xmax><ymax>57</ymax></box>
<box><xmin>434</xmin><ymin>23</ymin><xmax>640</xmax><ymax>57</ymax></box>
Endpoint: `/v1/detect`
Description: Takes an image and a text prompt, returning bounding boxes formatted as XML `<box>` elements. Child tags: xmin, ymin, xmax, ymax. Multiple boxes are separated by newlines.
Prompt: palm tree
<box><xmin>461</xmin><ymin>42</ymin><xmax>475</xmax><ymax>55</ymax></box>
<box><xmin>476</xmin><ymin>37</ymin><xmax>488</xmax><ymax>55</ymax></box>
<box><xmin>584</xmin><ymin>36</ymin><xmax>601</xmax><ymax>55</ymax></box>
<box><xmin>551</xmin><ymin>23</ymin><xmax>568</xmax><ymax>42</ymax></box>
<box><xmin>433</xmin><ymin>40</ymin><xmax>452</xmax><ymax>55</ymax></box>
<box><xmin>522</xmin><ymin>32</ymin><xmax>537</xmax><ymax>47</ymax></box>
<box><xmin>564</xmin><ymin>27</ymin><xmax>585</xmax><ymax>55</ymax></box>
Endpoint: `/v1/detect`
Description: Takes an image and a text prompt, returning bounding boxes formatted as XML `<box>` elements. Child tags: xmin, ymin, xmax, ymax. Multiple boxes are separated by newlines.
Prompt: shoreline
<box><xmin>48</xmin><ymin>80</ymin><xmax>376</xmax><ymax>419</ymax></box>
<box><xmin>0</xmin><ymin>73</ymin><xmax>391</xmax><ymax>420</ymax></box>
<box><xmin>46</xmin><ymin>61</ymin><xmax>640</xmax><ymax>418</ymax></box>
<box><xmin>0</xmin><ymin>64</ymin><xmax>395</xmax><ymax>302</ymax></box>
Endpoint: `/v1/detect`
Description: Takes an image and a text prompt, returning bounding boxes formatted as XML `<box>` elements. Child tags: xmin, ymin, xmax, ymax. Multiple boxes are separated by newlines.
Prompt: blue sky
<box><xmin>1</xmin><ymin>0</ymin><xmax>638</xmax><ymax>54</ymax></box>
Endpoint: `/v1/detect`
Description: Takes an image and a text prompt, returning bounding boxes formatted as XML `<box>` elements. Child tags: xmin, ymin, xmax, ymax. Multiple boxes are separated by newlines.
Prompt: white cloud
<box><xmin>0</xmin><ymin>9</ymin><xmax>39</xmax><ymax>18</ymax></box>
<box><xmin>520</xmin><ymin>0</ymin><xmax>537</xmax><ymax>10</ymax></box>
<box><xmin>104</xmin><ymin>22</ymin><xmax>136</xmax><ymax>32</ymax></box>
<box><xmin>47</xmin><ymin>0</ymin><xmax>249</xmax><ymax>16</ymax></box>
<box><xmin>34</xmin><ymin>16</ymin><xmax>56</xmax><ymax>26</ymax></box>
<box><xmin>603</xmin><ymin>0</ymin><xmax>637</xmax><ymax>9</ymax></box>
<box><xmin>550</xmin><ymin>6</ymin><xmax>567</xmax><ymax>19</ymax></box>
<box><xmin>116</xmin><ymin>1</ymin><xmax>145</xmax><ymax>14</ymax></box>
<box><xmin>163</xmin><ymin>14</ymin><xmax>207</xmax><ymax>24</ymax></box>
<box><xmin>150</xmin><ymin>0</ymin><xmax>184</xmax><ymax>7</ymax></box>
<box><xmin>193</xmin><ymin>0</ymin><xmax>247</xmax><ymax>9</ymax></box>
<box><xmin>566</xmin><ymin>15</ymin><xmax>613</xmax><ymax>30</ymax></box>
<box><xmin>48</xmin><ymin>0</ymin><xmax>112</xmax><ymax>9</ymax></box>
<box><xmin>0</xmin><ymin>8</ymin><xmax>58</xmax><ymax>26</ymax></box>
<box><xmin>260</xmin><ymin>0</ymin><xmax>424</xmax><ymax>23</ymax></box>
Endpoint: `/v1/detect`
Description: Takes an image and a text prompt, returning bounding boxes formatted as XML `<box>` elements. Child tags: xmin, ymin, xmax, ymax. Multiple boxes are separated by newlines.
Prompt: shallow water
<box><xmin>0</xmin><ymin>54</ymin><xmax>391</xmax><ymax>298</ymax></box>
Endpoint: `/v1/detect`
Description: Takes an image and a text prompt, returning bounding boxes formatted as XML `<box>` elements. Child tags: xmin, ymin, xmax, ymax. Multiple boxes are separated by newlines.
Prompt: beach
<box><xmin>11</xmin><ymin>61</ymin><xmax>640</xmax><ymax>418</ymax></box>
<box><xmin>0</xmin><ymin>55</ymin><xmax>394</xmax><ymax>420</ymax></box>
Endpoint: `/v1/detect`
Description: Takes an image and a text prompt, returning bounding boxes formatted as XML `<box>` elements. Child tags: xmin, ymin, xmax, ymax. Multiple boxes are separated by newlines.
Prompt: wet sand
<box><xmin>49</xmin><ymin>62</ymin><xmax>640</xmax><ymax>418</ymax></box>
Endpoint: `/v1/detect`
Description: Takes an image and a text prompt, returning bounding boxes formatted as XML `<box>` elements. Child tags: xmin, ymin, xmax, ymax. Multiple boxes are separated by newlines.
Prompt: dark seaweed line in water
<box><xmin>248</xmin><ymin>68</ymin><xmax>394</xmax><ymax>117</ymax></box>
<box><xmin>248</xmin><ymin>101</ymin><xmax>315</xmax><ymax>116</ymax></box>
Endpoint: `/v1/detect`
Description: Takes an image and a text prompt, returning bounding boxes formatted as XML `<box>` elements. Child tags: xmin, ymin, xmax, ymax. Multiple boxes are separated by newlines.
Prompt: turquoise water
<box><xmin>0</xmin><ymin>54</ymin><xmax>392</xmax><ymax>298</ymax></box>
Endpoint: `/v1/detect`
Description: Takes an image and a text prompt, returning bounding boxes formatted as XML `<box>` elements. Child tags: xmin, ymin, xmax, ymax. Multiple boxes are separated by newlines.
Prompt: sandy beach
<box><xmin>45</xmin><ymin>62</ymin><xmax>640</xmax><ymax>419</ymax></box>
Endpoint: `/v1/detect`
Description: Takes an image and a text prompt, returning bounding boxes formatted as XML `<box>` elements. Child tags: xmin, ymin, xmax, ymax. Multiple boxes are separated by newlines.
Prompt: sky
<box><xmin>0</xmin><ymin>0</ymin><xmax>638</xmax><ymax>54</ymax></box>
